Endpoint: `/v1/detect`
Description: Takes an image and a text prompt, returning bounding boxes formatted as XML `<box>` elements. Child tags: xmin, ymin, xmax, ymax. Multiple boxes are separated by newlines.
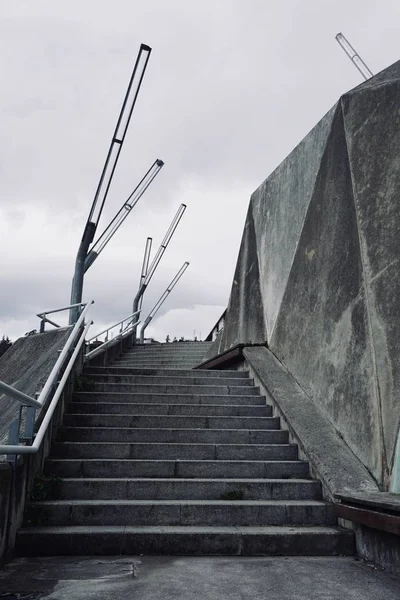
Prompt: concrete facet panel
<box><xmin>216</xmin><ymin>60</ymin><xmax>400</xmax><ymax>489</ymax></box>
<box><xmin>251</xmin><ymin>104</ymin><xmax>337</xmax><ymax>340</ymax></box>
<box><xmin>270</xmin><ymin>104</ymin><xmax>382</xmax><ymax>482</ymax></box>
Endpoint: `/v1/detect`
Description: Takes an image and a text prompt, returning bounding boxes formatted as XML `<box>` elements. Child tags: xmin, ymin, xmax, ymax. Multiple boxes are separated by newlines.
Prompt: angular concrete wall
<box><xmin>216</xmin><ymin>61</ymin><xmax>400</xmax><ymax>490</ymax></box>
<box><xmin>0</xmin><ymin>328</ymin><xmax>71</xmax><ymax>447</ymax></box>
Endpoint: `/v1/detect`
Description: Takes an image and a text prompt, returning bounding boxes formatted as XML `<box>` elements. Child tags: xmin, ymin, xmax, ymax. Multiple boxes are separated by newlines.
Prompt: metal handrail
<box><xmin>0</xmin><ymin>301</ymin><xmax>93</xmax><ymax>413</ymax></box>
<box><xmin>0</xmin><ymin>301</ymin><xmax>143</xmax><ymax>455</ymax></box>
<box><xmin>85</xmin><ymin>311</ymin><xmax>141</xmax><ymax>361</ymax></box>
<box><xmin>37</xmin><ymin>302</ymin><xmax>87</xmax><ymax>332</ymax></box>
<box><xmin>205</xmin><ymin>309</ymin><xmax>227</xmax><ymax>342</ymax></box>
<box><xmin>0</xmin><ymin>320</ymin><xmax>92</xmax><ymax>456</ymax></box>
<box><xmin>86</xmin><ymin>310</ymin><xmax>140</xmax><ymax>343</ymax></box>
<box><xmin>0</xmin><ymin>382</ymin><xmax>42</xmax><ymax>409</ymax></box>
<box><xmin>35</xmin><ymin>301</ymin><xmax>93</xmax><ymax>407</ymax></box>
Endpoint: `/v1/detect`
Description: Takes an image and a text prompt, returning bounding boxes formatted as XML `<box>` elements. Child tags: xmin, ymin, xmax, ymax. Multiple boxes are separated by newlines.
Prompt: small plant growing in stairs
<box><xmin>74</xmin><ymin>375</ymin><xmax>95</xmax><ymax>392</ymax></box>
<box><xmin>219</xmin><ymin>490</ymin><xmax>245</xmax><ymax>501</ymax></box>
<box><xmin>23</xmin><ymin>474</ymin><xmax>62</xmax><ymax>526</ymax></box>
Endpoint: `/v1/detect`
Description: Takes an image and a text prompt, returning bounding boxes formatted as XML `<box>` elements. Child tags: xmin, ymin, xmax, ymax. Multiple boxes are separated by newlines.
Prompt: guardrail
<box><xmin>0</xmin><ymin>301</ymin><xmax>94</xmax><ymax>457</ymax></box>
<box><xmin>205</xmin><ymin>309</ymin><xmax>226</xmax><ymax>342</ymax></box>
<box><xmin>37</xmin><ymin>302</ymin><xmax>86</xmax><ymax>333</ymax></box>
<box><xmin>85</xmin><ymin>310</ymin><xmax>141</xmax><ymax>362</ymax></box>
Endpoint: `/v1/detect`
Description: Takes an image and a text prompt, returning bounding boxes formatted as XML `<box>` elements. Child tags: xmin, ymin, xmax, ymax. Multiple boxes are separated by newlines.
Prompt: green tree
<box><xmin>0</xmin><ymin>335</ymin><xmax>12</xmax><ymax>358</ymax></box>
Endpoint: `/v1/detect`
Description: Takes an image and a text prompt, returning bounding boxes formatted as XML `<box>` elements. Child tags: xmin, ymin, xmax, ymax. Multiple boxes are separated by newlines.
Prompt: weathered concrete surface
<box><xmin>0</xmin><ymin>329</ymin><xmax>82</xmax><ymax>563</ymax></box>
<box><xmin>214</xmin><ymin>60</ymin><xmax>400</xmax><ymax>491</ymax></box>
<box><xmin>0</xmin><ymin>556</ymin><xmax>399</xmax><ymax>600</ymax></box>
<box><xmin>0</xmin><ymin>328</ymin><xmax>71</xmax><ymax>448</ymax></box>
<box><xmin>244</xmin><ymin>347</ymin><xmax>378</xmax><ymax>499</ymax></box>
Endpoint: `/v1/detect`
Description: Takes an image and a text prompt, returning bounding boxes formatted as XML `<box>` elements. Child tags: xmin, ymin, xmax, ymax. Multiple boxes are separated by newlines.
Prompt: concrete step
<box><xmin>121</xmin><ymin>348</ymin><xmax>207</xmax><ymax>359</ymax></box>
<box><xmin>117</xmin><ymin>358</ymin><xmax>203</xmax><ymax>362</ymax></box>
<box><xmin>67</xmin><ymin>402</ymin><xmax>272</xmax><ymax>417</ymax></box>
<box><xmin>51</xmin><ymin>442</ymin><xmax>298</xmax><ymax>461</ymax></box>
<box><xmin>115</xmin><ymin>359</ymin><xmax>208</xmax><ymax>366</ymax></box>
<box><xmin>16</xmin><ymin>525</ymin><xmax>354</xmax><ymax>556</ymax></box>
<box><xmin>63</xmin><ymin>414</ymin><xmax>280</xmax><ymax>430</ymax></box>
<box><xmin>114</xmin><ymin>363</ymin><xmax>205</xmax><ymax>369</ymax></box>
<box><xmin>45</xmin><ymin>459</ymin><xmax>309</xmax><ymax>479</ymax></box>
<box><xmin>89</xmin><ymin>383</ymin><xmax>259</xmax><ymax>395</ymax></box>
<box><xmin>118</xmin><ymin>349</ymin><xmax>208</xmax><ymax>355</ymax></box>
<box><xmin>84</xmin><ymin>367</ymin><xmax>248</xmax><ymax>378</ymax></box>
<box><xmin>116</xmin><ymin>351</ymin><xmax>206</xmax><ymax>356</ymax></box>
<box><xmin>49</xmin><ymin>478</ymin><xmax>322</xmax><ymax>500</ymax></box>
<box><xmin>114</xmin><ymin>364</ymin><xmax>205</xmax><ymax>370</ymax></box>
<box><xmin>126</xmin><ymin>346</ymin><xmax>211</xmax><ymax>351</ymax></box>
<box><xmin>128</xmin><ymin>343</ymin><xmax>212</xmax><ymax>350</ymax></box>
<box><xmin>57</xmin><ymin>427</ymin><xmax>287</xmax><ymax>444</ymax></box>
<box><xmin>85</xmin><ymin>374</ymin><xmax>253</xmax><ymax>386</ymax></box>
<box><xmin>26</xmin><ymin>500</ymin><xmax>334</xmax><ymax>527</ymax></box>
<box><xmin>73</xmin><ymin>393</ymin><xmax>266</xmax><ymax>405</ymax></box>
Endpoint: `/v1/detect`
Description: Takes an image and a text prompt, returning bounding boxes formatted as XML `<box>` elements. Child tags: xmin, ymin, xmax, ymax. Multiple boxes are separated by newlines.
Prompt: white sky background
<box><xmin>0</xmin><ymin>0</ymin><xmax>399</xmax><ymax>342</ymax></box>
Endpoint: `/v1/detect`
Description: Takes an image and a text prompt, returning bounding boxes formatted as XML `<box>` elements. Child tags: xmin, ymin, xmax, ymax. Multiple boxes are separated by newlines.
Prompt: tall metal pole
<box><xmin>335</xmin><ymin>32</ymin><xmax>373</xmax><ymax>81</ymax></box>
<box><xmin>84</xmin><ymin>160</ymin><xmax>163</xmax><ymax>272</ymax></box>
<box><xmin>70</xmin><ymin>43</ymin><xmax>152</xmax><ymax>324</ymax></box>
<box><xmin>139</xmin><ymin>262</ymin><xmax>189</xmax><ymax>343</ymax></box>
<box><xmin>131</xmin><ymin>204</ymin><xmax>187</xmax><ymax>343</ymax></box>
<box><xmin>138</xmin><ymin>237</ymin><xmax>153</xmax><ymax>312</ymax></box>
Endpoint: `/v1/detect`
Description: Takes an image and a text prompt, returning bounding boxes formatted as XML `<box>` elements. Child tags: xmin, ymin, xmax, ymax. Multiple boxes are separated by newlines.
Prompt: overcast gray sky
<box><xmin>1</xmin><ymin>0</ymin><xmax>399</xmax><ymax>341</ymax></box>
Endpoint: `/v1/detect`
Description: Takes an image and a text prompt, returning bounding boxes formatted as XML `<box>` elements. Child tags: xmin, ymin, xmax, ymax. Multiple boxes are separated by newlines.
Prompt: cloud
<box><xmin>1</xmin><ymin>0</ymin><xmax>400</xmax><ymax>341</ymax></box>
<box><xmin>146</xmin><ymin>304</ymin><xmax>225</xmax><ymax>342</ymax></box>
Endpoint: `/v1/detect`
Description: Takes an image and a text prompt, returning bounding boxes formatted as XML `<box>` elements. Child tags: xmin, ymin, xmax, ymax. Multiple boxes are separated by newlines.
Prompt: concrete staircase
<box><xmin>17</xmin><ymin>341</ymin><xmax>354</xmax><ymax>556</ymax></box>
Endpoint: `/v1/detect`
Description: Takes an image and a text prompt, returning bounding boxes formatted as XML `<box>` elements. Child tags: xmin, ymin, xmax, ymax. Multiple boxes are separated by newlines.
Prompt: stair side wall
<box><xmin>215</xmin><ymin>61</ymin><xmax>400</xmax><ymax>491</ymax></box>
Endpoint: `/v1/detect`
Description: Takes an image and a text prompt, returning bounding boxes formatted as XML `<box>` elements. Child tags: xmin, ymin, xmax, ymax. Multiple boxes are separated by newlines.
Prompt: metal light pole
<box><xmin>131</xmin><ymin>204</ymin><xmax>187</xmax><ymax>343</ymax></box>
<box><xmin>139</xmin><ymin>262</ymin><xmax>189</xmax><ymax>343</ymax></box>
<box><xmin>70</xmin><ymin>43</ymin><xmax>152</xmax><ymax>324</ymax></box>
<box><xmin>84</xmin><ymin>160</ymin><xmax>164</xmax><ymax>272</ymax></box>
<box><xmin>138</xmin><ymin>237</ymin><xmax>153</xmax><ymax>312</ymax></box>
<box><xmin>335</xmin><ymin>32</ymin><xmax>373</xmax><ymax>80</ymax></box>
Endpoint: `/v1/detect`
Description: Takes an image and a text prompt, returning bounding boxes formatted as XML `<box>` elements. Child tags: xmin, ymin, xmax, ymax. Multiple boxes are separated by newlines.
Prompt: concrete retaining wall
<box><xmin>215</xmin><ymin>61</ymin><xmax>400</xmax><ymax>491</ymax></box>
<box><xmin>0</xmin><ymin>329</ymin><xmax>84</xmax><ymax>563</ymax></box>
<box><xmin>0</xmin><ymin>328</ymin><xmax>71</xmax><ymax>447</ymax></box>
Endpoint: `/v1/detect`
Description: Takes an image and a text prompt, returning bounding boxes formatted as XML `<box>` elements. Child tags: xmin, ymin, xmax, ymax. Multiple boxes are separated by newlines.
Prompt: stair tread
<box><xmin>47</xmin><ymin>459</ymin><xmax>304</xmax><ymax>463</ymax></box>
<box><xmin>60</xmin><ymin>426</ymin><xmax>281</xmax><ymax>431</ymax></box>
<box><xmin>29</xmin><ymin>499</ymin><xmax>328</xmax><ymax>506</ymax></box>
<box><xmin>18</xmin><ymin>525</ymin><xmax>350</xmax><ymax>534</ymax></box>
<box><xmin>49</xmin><ymin>477</ymin><xmax>314</xmax><ymax>483</ymax></box>
<box><xmin>54</xmin><ymin>442</ymin><xmax>295</xmax><ymax>447</ymax></box>
<box><xmin>74</xmin><ymin>393</ymin><xmax>263</xmax><ymax>399</ymax></box>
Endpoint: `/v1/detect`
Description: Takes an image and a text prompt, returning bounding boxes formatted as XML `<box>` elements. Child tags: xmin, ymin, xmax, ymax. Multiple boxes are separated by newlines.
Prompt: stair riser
<box><xmin>16</xmin><ymin>529</ymin><xmax>355</xmax><ymax>557</ymax></box>
<box><xmin>117</xmin><ymin>354</ymin><xmax>206</xmax><ymax>360</ymax></box>
<box><xmin>28</xmin><ymin>503</ymin><xmax>335</xmax><ymax>527</ymax></box>
<box><xmin>125</xmin><ymin>347</ymin><xmax>211</xmax><ymax>351</ymax></box>
<box><xmin>45</xmin><ymin>459</ymin><xmax>309</xmax><ymax>479</ymax></box>
<box><xmin>114</xmin><ymin>361</ymin><xmax>208</xmax><ymax>367</ymax></box>
<box><xmin>73</xmin><ymin>393</ymin><xmax>265</xmax><ymax>405</ymax></box>
<box><xmin>85</xmin><ymin>367</ymin><xmax>247</xmax><ymax>378</ymax></box>
<box><xmin>90</xmin><ymin>384</ymin><xmax>259</xmax><ymax>395</ymax></box>
<box><xmin>54</xmin><ymin>480</ymin><xmax>322</xmax><ymax>501</ymax></box>
<box><xmin>86</xmin><ymin>375</ymin><xmax>252</xmax><ymax>386</ymax></box>
<box><xmin>51</xmin><ymin>443</ymin><xmax>298</xmax><ymax>461</ymax></box>
<box><xmin>58</xmin><ymin>428</ymin><xmax>287</xmax><ymax>444</ymax></box>
<box><xmin>126</xmin><ymin>344</ymin><xmax>212</xmax><ymax>350</ymax></box>
<box><xmin>120</xmin><ymin>354</ymin><xmax>208</xmax><ymax>360</ymax></box>
<box><xmin>62</xmin><ymin>415</ymin><xmax>280</xmax><ymax>430</ymax></box>
<box><xmin>67</xmin><ymin>403</ymin><xmax>271</xmax><ymax>417</ymax></box>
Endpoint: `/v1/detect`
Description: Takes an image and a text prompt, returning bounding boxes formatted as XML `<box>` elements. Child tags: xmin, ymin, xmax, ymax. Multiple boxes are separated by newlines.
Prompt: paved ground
<box><xmin>0</xmin><ymin>556</ymin><xmax>399</xmax><ymax>600</ymax></box>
